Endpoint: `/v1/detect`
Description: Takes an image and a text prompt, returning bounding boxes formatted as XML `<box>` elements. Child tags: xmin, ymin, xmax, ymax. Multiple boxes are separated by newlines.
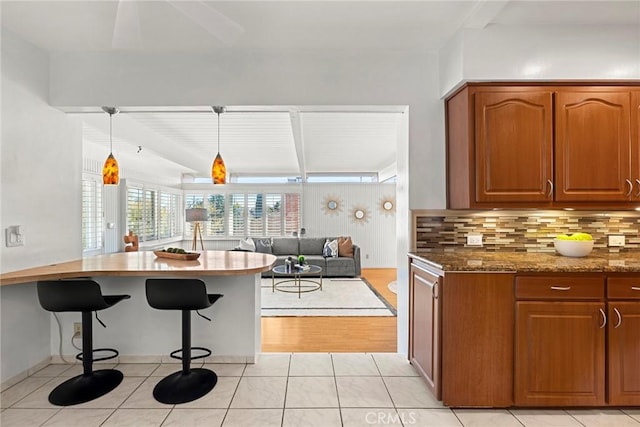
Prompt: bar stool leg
<box><xmin>48</xmin><ymin>311</ymin><xmax>123</xmax><ymax>406</ymax></box>
<box><xmin>152</xmin><ymin>310</ymin><xmax>217</xmax><ymax>404</ymax></box>
<box><xmin>182</xmin><ymin>310</ymin><xmax>190</xmax><ymax>374</ymax></box>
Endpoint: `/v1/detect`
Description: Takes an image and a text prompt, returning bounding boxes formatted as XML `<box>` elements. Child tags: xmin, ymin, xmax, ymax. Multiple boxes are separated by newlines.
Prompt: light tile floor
<box><xmin>1</xmin><ymin>353</ymin><xmax>638</xmax><ymax>426</ymax></box>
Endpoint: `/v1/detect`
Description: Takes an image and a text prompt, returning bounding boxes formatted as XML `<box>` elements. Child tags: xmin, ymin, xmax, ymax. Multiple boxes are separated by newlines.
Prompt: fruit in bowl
<box><xmin>554</xmin><ymin>233</ymin><xmax>594</xmax><ymax>257</ymax></box>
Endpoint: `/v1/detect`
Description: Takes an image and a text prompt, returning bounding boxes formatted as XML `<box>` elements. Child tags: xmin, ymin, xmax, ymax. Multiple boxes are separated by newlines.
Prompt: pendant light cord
<box><xmin>217</xmin><ymin>111</ymin><xmax>220</xmax><ymax>154</ymax></box>
<box><xmin>109</xmin><ymin>112</ymin><xmax>113</xmax><ymax>154</ymax></box>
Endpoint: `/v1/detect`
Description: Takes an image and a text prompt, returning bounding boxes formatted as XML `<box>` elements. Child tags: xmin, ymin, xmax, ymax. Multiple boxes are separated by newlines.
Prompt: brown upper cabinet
<box><xmin>446</xmin><ymin>83</ymin><xmax>639</xmax><ymax>209</ymax></box>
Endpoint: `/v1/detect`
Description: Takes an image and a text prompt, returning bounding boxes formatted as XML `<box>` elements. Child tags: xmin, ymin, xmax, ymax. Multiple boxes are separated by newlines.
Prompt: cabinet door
<box><xmin>608</xmin><ymin>302</ymin><xmax>640</xmax><ymax>405</ymax></box>
<box><xmin>555</xmin><ymin>90</ymin><xmax>632</xmax><ymax>201</ymax></box>
<box><xmin>475</xmin><ymin>91</ymin><xmax>553</xmax><ymax>203</ymax></box>
<box><xmin>632</xmin><ymin>92</ymin><xmax>640</xmax><ymax>200</ymax></box>
<box><xmin>442</xmin><ymin>273</ymin><xmax>514</xmax><ymax>407</ymax></box>
<box><xmin>515</xmin><ymin>301</ymin><xmax>605</xmax><ymax>406</ymax></box>
<box><xmin>409</xmin><ymin>264</ymin><xmax>440</xmax><ymax>399</ymax></box>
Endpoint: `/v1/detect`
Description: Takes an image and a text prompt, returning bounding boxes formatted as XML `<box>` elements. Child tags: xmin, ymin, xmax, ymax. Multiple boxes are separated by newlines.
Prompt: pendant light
<box><xmin>211</xmin><ymin>106</ymin><xmax>226</xmax><ymax>184</ymax></box>
<box><xmin>102</xmin><ymin>106</ymin><xmax>120</xmax><ymax>185</ymax></box>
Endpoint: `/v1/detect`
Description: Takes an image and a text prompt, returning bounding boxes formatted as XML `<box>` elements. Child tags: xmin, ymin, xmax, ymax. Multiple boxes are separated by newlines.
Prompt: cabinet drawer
<box><xmin>516</xmin><ymin>276</ymin><xmax>605</xmax><ymax>300</ymax></box>
<box><xmin>608</xmin><ymin>276</ymin><xmax>640</xmax><ymax>299</ymax></box>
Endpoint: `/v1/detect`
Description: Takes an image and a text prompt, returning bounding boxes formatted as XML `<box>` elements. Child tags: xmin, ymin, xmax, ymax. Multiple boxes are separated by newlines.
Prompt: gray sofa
<box><xmin>256</xmin><ymin>237</ymin><xmax>361</xmax><ymax>278</ymax></box>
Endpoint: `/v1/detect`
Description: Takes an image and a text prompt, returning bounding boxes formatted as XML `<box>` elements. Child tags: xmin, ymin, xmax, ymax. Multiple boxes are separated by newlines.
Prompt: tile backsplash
<box><xmin>413</xmin><ymin>210</ymin><xmax>640</xmax><ymax>253</ymax></box>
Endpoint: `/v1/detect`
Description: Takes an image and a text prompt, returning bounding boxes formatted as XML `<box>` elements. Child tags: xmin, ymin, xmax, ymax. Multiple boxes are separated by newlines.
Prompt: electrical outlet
<box><xmin>466</xmin><ymin>234</ymin><xmax>483</xmax><ymax>246</ymax></box>
<box><xmin>608</xmin><ymin>235</ymin><xmax>625</xmax><ymax>247</ymax></box>
<box><xmin>73</xmin><ymin>322</ymin><xmax>82</xmax><ymax>336</ymax></box>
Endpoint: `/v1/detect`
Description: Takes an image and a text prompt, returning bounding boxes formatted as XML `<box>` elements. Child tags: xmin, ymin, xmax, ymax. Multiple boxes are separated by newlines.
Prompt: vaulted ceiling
<box><xmin>3</xmin><ymin>1</ymin><xmax>637</xmax><ymax>181</ymax></box>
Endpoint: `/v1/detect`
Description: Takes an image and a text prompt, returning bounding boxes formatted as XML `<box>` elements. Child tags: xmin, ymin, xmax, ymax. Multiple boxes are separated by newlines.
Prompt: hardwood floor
<box><xmin>261</xmin><ymin>268</ymin><xmax>398</xmax><ymax>353</ymax></box>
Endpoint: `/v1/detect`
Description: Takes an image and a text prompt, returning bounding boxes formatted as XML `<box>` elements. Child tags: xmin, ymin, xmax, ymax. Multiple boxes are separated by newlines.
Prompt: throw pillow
<box><xmin>323</xmin><ymin>238</ymin><xmax>338</xmax><ymax>258</ymax></box>
<box><xmin>255</xmin><ymin>238</ymin><xmax>273</xmax><ymax>254</ymax></box>
<box><xmin>338</xmin><ymin>236</ymin><xmax>354</xmax><ymax>257</ymax></box>
<box><xmin>238</xmin><ymin>237</ymin><xmax>256</xmax><ymax>252</ymax></box>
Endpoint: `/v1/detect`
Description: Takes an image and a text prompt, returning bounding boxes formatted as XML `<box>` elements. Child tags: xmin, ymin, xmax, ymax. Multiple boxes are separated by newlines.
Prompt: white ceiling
<box><xmin>3</xmin><ymin>0</ymin><xmax>638</xmax><ymax>181</ymax></box>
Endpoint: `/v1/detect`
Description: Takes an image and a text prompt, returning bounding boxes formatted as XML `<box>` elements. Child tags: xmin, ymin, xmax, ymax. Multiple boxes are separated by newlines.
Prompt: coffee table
<box><xmin>271</xmin><ymin>264</ymin><xmax>323</xmax><ymax>298</ymax></box>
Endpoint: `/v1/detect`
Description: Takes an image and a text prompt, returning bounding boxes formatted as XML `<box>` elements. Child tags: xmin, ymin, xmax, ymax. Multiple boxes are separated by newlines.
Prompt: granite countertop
<box><xmin>409</xmin><ymin>250</ymin><xmax>640</xmax><ymax>273</ymax></box>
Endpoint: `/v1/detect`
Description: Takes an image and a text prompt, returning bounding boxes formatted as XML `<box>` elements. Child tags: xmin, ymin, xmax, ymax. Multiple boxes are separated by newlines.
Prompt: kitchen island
<box><xmin>408</xmin><ymin>250</ymin><xmax>640</xmax><ymax>408</ymax></box>
<box><xmin>0</xmin><ymin>251</ymin><xmax>276</xmax><ymax>384</ymax></box>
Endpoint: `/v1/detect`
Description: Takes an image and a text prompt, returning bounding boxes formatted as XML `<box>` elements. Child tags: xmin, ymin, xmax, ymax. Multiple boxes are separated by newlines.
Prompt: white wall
<box><xmin>1</xmin><ymin>30</ymin><xmax>82</xmax><ymax>382</ymax></box>
<box><xmin>440</xmin><ymin>24</ymin><xmax>640</xmax><ymax>96</ymax></box>
<box><xmin>302</xmin><ymin>183</ymin><xmax>397</xmax><ymax>268</ymax></box>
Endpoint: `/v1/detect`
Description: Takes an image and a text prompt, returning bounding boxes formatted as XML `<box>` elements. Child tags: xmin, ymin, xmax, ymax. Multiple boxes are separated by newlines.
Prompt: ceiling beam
<box><xmin>462</xmin><ymin>0</ymin><xmax>510</xmax><ymax>29</ymax></box>
<box><xmin>289</xmin><ymin>111</ymin><xmax>306</xmax><ymax>181</ymax></box>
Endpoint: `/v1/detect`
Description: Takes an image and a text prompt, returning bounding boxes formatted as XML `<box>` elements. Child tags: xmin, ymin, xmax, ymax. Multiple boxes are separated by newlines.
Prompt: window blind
<box><xmin>81</xmin><ymin>176</ymin><xmax>103</xmax><ymax>251</ymax></box>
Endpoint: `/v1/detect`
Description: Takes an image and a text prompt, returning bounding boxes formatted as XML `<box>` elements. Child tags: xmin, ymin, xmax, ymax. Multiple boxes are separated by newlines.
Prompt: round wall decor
<box><xmin>321</xmin><ymin>195</ymin><xmax>343</xmax><ymax>216</ymax></box>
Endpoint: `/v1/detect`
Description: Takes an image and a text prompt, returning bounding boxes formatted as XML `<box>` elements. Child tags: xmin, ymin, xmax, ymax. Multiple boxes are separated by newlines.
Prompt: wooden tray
<box><xmin>153</xmin><ymin>250</ymin><xmax>201</xmax><ymax>261</ymax></box>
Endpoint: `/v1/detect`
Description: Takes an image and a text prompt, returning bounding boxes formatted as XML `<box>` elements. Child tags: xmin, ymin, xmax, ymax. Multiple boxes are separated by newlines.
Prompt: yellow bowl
<box><xmin>553</xmin><ymin>239</ymin><xmax>594</xmax><ymax>257</ymax></box>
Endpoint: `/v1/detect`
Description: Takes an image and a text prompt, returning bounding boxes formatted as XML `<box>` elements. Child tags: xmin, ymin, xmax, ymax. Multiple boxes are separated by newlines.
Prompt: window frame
<box><xmin>183</xmin><ymin>189</ymin><xmax>301</xmax><ymax>239</ymax></box>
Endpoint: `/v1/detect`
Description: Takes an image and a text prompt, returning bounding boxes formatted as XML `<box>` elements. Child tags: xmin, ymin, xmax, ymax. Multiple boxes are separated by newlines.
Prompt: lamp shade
<box><xmin>211</xmin><ymin>153</ymin><xmax>226</xmax><ymax>184</ymax></box>
<box><xmin>102</xmin><ymin>153</ymin><xmax>119</xmax><ymax>185</ymax></box>
<box><xmin>185</xmin><ymin>208</ymin><xmax>207</xmax><ymax>222</ymax></box>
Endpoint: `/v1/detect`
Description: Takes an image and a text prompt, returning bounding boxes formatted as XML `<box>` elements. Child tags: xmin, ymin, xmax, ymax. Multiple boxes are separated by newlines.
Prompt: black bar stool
<box><xmin>145</xmin><ymin>278</ymin><xmax>223</xmax><ymax>404</ymax></box>
<box><xmin>37</xmin><ymin>280</ymin><xmax>130</xmax><ymax>406</ymax></box>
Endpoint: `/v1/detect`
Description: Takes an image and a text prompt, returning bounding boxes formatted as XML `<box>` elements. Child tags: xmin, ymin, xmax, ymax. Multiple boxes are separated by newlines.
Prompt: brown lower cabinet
<box><xmin>408</xmin><ymin>263</ymin><xmax>440</xmax><ymax>399</ymax></box>
<box><xmin>607</xmin><ymin>277</ymin><xmax>640</xmax><ymax>405</ymax></box>
<box><xmin>408</xmin><ymin>258</ymin><xmax>640</xmax><ymax>407</ymax></box>
<box><xmin>409</xmin><ymin>259</ymin><xmax>514</xmax><ymax>407</ymax></box>
<box><xmin>515</xmin><ymin>301</ymin><xmax>606</xmax><ymax>406</ymax></box>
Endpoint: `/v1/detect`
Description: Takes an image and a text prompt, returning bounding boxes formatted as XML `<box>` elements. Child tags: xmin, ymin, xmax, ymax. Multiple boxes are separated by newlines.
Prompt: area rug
<box><xmin>387</xmin><ymin>280</ymin><xmax>398</xmax><ymax>294</ymax></box>
<box><xmin>261</xmin><ymin>277</ymin><xmax>397</xmax><ymax>317</ymax></box>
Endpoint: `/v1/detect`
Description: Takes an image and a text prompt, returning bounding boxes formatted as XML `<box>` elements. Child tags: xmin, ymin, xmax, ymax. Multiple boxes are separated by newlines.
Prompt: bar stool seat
<box><xmin>37</xmin><ymin>280</ymin><xmax>130</xmax><ymax>406</ymax></box>
<box><xmin>146</xmin><ymin>278</ymin><xmax>223</xmax><ymax>404</ymax></box>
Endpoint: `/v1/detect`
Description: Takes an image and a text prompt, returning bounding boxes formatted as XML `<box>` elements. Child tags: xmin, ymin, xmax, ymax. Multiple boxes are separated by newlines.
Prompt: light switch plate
<box><xmin>608</xmin><ymin>235</ymin><xmax>625</xmax><ymax>247</ymax></box>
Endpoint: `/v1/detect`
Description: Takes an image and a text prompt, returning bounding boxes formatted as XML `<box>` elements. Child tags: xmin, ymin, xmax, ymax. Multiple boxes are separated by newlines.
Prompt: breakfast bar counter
<box><xmin>0</xmin><ymin>250</ymin><xmax>277</xmax><ymax>285</ymax></box>
<box><xmin>0</xmin><ymin>251</ymin><xmax>276</xmax><ymax>368</ymax></box>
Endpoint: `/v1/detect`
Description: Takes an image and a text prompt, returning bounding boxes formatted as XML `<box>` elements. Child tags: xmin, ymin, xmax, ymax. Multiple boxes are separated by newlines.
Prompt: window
<box><xmin>126</xmin><ymin>186</ymin><xmax>144</xmax><ymax>239</ymax></box>
<box><xmin>82</xmin><ymin>174</ymin><xmax>103</xmax><ymax>252</ymax></box>
<box><xmin>127</xmin><ymin>183</ymin><xmax>182</xmax><ymax>243</ymax></box>
<box><xmin>207</xmin><ymin>194</ymin><xmax>225</xmax><ymax>236</ymax></box>
<box><xmin>158</xmin><ymin>192</ymin><xmax>179</xmax><ymax>238</ymax></box>
<box><xmin>229</xmin><ymin>193</ymin><xmax>246</xmax><ymax>237</ymax></box>
<box><xmin>184</xmin><ymin>191</ymin><xmax>301</xmax><ymax>238</ymax></box>
<box><xmin>306</xmin><ymin>173</ymin><xmax>377</xmax><ymax>183</ymax></box>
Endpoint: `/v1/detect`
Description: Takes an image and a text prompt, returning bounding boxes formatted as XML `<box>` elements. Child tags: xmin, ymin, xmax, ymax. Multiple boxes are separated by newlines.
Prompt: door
<box><xmin>608</xmin><ymin>302</ymin><xmax>640</xmax><ymax>405</ymax></box>
<box><xmin>515</xmin><ymin>301</ymin><xmax>606</xmax><ymax>406</ymax></box>
<box><xmin>409</xmin><ymin>263</ymin><xmax>440</xmax><ymax>399</ymax></box>
<box><xmin>475</xmin><ymin>90</ymin><xmax>554</xmax><ymax>203</ymax></box>
<box><xmin>555</xmin><ymin>89</ymin><xmax>632</xmax><ymax>201</ymax></box>
<box><xmin>632</xmin><ymin>92</ymin><xmax>640</xmax><ymax>200</ymax></box>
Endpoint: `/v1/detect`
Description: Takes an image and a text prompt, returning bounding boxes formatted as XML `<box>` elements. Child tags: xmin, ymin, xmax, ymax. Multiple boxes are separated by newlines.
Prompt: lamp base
<box><xmin>192</xmin><ymin>222</ymin><xmax>204</xmax><ymax>251</ymax></box>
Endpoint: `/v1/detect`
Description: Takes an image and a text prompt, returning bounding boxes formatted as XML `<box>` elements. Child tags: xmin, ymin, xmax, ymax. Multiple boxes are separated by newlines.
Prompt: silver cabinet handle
<box><xmin>632</xmin><ymin>287</ymin><xmax>640</xmax><ymax>291</ymax></box>
<box><xmin>432</xmin><ymin>280</ymin><xmax>438</xmax><ymax>300</ymax></box>
<box><xmin>547</xmin><ymin>179</ymin><xmax>554</xmax><ymax>198</ymax></box>
<box><xmin>636</xmin><ymin>179</ymin><xmax>640</xmax><ymax>197</ymax></box>
<box><xmin>626</xmin><ymin>179</ymin><xmax>633</xmax><ymax>197</ymax></box>
<box><xmin>613</xmin><ymin>307</ymin><xmax>622</xmax><ymax>328</ymax></box>
<box><xmin>550</xmin><ymin>286</ymin><xmax>571</xmax><ymax>291</ymax></box>
<box><xmin>599</xmin><ymin>308</ymin><xmax>607</xmax><ymax>328</ymax></box>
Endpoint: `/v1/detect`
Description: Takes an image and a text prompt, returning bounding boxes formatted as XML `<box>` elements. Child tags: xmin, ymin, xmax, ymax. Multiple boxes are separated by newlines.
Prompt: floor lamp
<box><xmin>185</xmin><ymin>208</ymin><xmax>206</xmax><ymax>251</ymax></box>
